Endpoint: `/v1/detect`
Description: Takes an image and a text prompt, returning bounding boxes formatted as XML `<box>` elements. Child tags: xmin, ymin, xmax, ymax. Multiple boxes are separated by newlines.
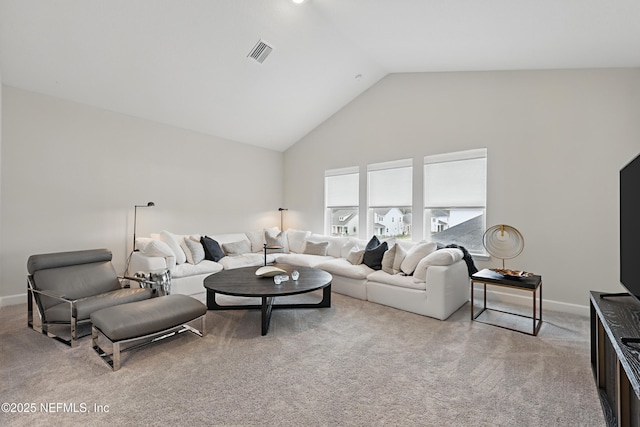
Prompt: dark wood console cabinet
<box><xmin>591</xmin><ymin>291</ymin><xmax>640</xmax><ymax>426</ymax></box>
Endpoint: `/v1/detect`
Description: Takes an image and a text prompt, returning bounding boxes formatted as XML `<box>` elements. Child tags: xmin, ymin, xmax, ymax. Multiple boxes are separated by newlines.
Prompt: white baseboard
<box><xmin>481</xmin><ymin>288</ymin><xmax>589</xmax><ymax>317</ymax></box>
<box><xmin>0</xmin><ymin>293</ymin><xmax>27</xmax><ymax>307</ymax></box>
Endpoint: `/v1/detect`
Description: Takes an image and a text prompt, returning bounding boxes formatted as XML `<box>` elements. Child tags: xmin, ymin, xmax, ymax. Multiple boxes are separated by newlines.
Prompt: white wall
<box><xmin>284</xmin><ymin>69</ymin><xmax>640</xmax><ymax>309</ymax></box>
<box><xmin>0</xmin><ymin>86</ymin><xmax>283</xmax><ymax>304</ymax></box>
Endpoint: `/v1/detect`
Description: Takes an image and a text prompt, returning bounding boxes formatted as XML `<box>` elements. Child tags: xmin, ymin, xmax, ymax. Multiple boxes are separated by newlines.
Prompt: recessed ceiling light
<box><xmin>292</xmin><ymin>0</ymin><xmax>305</xmax><ymax>4</ymax></box>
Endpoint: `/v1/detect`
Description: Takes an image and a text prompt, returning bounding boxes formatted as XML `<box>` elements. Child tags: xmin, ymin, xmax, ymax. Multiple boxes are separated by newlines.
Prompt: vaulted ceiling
<box><xmin>2</xmin><ymin>0</ymin><xmax>640</xmax><ymax>151</ymax></box>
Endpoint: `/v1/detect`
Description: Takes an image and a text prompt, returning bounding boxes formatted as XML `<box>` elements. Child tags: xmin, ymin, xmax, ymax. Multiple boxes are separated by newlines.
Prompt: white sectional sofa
<box><xmin>129</xmin><ymin>229</ymin><xmax>472</xmax><ymax>320</ymax></box>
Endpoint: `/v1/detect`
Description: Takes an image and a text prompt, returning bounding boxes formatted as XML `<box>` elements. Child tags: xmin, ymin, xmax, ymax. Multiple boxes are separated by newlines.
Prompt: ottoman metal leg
<box><xmin>92</xmin><ymin>314</ymin><xmax>206</xmax><ymax>371</ymax></box>
<box><xmin>92</xmin><ymin>326</ymin><xmax>121</xmax><ymax>371</ymax></box>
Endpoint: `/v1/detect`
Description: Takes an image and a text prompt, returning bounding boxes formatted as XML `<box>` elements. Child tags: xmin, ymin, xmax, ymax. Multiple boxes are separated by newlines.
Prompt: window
<box><xmin>325</xmin><ymin>167</ymin><xmax>359</xmax><ymax>237</ymax></box>
<box><xmin>368</xmin><ymin>159</ymin><xmax>412</xmax><ymax>240</ymax></box>
<box><xmin>424</xmin><ymin>149</ymin><xmax>487</xmax><ymax>254</ymax></box>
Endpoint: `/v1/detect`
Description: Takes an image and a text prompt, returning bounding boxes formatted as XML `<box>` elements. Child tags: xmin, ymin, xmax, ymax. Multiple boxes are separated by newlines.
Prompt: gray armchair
<box><xmin>27</xmin><ymin>248</ymin><xmax>153</xmax><ymax>347</ymax></box>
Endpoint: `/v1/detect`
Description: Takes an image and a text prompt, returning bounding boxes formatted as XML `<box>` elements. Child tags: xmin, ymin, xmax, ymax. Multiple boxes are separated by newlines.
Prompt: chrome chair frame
<box><xmin>27</xmin><ymin>275</ymin><xmax>152</xmax><ymax>347</ymax></box>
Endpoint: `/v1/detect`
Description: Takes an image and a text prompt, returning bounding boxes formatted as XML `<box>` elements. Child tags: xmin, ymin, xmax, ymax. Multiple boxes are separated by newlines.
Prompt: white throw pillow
<box><xmin>140</xmin><ymin>239</ymin><xmax>177</xmax><ymax>269</ymax></box>
<box><xmin>245</xmin><ymin>230</ymin><xmax>266</xmax><ymax>253</ymax></box>
<box><xmin>400</xmin><ymin>242</ymin><xmax>438</xmax><ymax>275</ymax></box>
<box><xmin>264</xmin><ymin>229</ymin><xmax>289</xmax><ymax>253</ymax></box>
<box><xmin>183</xmin><ymin>237</ymin><xmax>205</xmax><ymax>264</ymax></box>
<box><xmin>381</xmin><ymin>244</ymin><xmax>397</xmax><ymax>274</ymax></box>
<box><xmin>287</xmin><ymin>229</ymin><xmax>311</xmax><ymax>254</ymax></box>
<box><xmin>413</xmin><ymin>248</ymin><xmax>464</xmax><ymax>282</ymax></box>
<box><xmin>159</xmin><ymin>230</ymin><xmax>187</xmax><ymax>264</ymax></box>
<box><xmin>346</xmin><ymin>248</ymin><xmax>365</xmax><ymax>265</ymax></box>
<box><xmin>393</xmin><ymin>244</ymin><xmax>407</xmax><ymax>273</ymax></box>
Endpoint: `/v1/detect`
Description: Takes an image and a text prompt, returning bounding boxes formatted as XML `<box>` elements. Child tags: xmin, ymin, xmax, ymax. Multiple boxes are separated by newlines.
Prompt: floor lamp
<box><xmin>133</xmin><ymin>202</ymin><xmax>155</xmax><ymax>251</ymax></box>
<box><xmin>278</xmin><ymin>207</ymin><xmax>288</xmax><ymax>231</ymax></box>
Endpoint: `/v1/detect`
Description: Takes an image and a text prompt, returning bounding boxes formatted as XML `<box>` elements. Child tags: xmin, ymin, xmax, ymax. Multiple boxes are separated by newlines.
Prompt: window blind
<box><xmin>325</xmin><ymin>167</ymin><xmax>359</xmax><ymax>207</ymax></box>
<box><xmin>368</xmin><ymin>159</ymin><xmax>413</xmax><ymax>207</ymax></box>
<box><xmin>424</xmin><ymin>149</ymin><xmax>487</xmax><ymax>208</ymax></box>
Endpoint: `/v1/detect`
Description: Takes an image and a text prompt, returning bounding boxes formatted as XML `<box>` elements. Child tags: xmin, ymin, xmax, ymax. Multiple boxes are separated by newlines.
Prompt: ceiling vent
<box><xmin>247</xmin><ymin>39</ymin><xmax>273</xmax><ymax>64</ymax></box>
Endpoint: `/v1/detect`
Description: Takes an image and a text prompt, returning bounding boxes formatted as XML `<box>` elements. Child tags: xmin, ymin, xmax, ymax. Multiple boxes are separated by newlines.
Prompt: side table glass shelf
<box><xmin>470</xmin><ymin>268</ymin><xmax>543</xmax><ymax>336</ymax></box>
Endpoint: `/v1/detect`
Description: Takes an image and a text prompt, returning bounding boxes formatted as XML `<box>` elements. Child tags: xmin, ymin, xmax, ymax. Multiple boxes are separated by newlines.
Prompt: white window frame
<box><xmin>367</xmin><ymin>159</ymin><xmax>413</xmax><ymax>239</ymax></box>
<box><xmin>423</xmin><ymin>148</ymin><xmax>487</xmax><ymax>255</ymax></box>
<box><xmin>325</xmin><ymin>166</ymin><xmax>359</xmax><ymax>237</ymax></box>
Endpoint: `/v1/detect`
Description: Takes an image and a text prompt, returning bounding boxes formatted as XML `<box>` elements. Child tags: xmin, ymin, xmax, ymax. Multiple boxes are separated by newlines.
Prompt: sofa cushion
<box><xmin>201</xmin><ymin>236</ymin><xmax>225</xmax><ymax>262</ymax></box>
<box><xmin>209</xmin><ymin>233</ymin><xmax>251</xmax><ymax>245</ymax></box>
<box><xmin>315</xmin><ymin>258</ymin><xmax>374</xmax><ymax>280</ymax></box>
<box><xmin>413</xmin><ymin>248</ymin><xmax>464</xmax><ymax>282</ymax></box>
<box><xmin>340</xmin><ymin>239</ymin><xmax>360</xmax><ymax>258</ymax></box>
<box><xmin>159</xmin><ymin>231</ymin><xmax>187</xmax><ymax>264</ymax></box>
<box><xmin>307</xmin><ymin>234</ymin><xmax>348</xmax><ymax>258</ymax></box>
<box><xmin>367</xmin><ymin>270</ymin><xmax>426</xmax><ymax>291</ymax></box>
<box><xmin>274</xmin><ymin>253</ymin><xmax>334</xmax><ymax>268</ymax></box>
<box><xmin>182</xmin><ymin>237</ymin><xmax>205</xmax><ymax>264</ymax></box>
<box><xmin>171</xmin><ymin>260</ymin><xmax>223</xmax><ymax>278</ymax></box>
<box><xmin>265</xmin><ymin>229</ymin><xmax>289</xmax><ymax>253</ymax></box>
<box><xmin>363</xmin><ymin>240</ymin><xmax>388</xmax><ymax>271</ymax></box>
<box><xmin>222</xmin><ymin>240</ymin><xmax>251</xmax><ymax>256</ymax></box>
<box><xmin>400</xmin><ymin>242</ymin><xmax>438</xmax><ymax>275</ymax></box>
<box><xmin>218</xmin><ymin>253</ymin><xmax>267</xmax><ymax>270</ymax></box>
<box><xmin>304</xmin><ymin>241</ymin><xmax>329</xmax><ymax>256</ymax></box>
<box><xmin>287</xmin><ymin>229</ymin><xmax>311</xmax><ymax>253</ymax></box>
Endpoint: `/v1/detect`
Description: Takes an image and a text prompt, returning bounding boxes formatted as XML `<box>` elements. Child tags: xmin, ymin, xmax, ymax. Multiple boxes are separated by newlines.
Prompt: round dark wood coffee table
<box><xmin>203</xmin><ymin>264</ymin><xmax>332</xmax><ymax>335</ymax></box>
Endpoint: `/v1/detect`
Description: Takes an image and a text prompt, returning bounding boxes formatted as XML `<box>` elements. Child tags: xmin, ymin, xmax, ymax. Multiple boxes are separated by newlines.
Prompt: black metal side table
<box><xmin>263</xmin><ymin>244</ymin><xmax>283</xmax><ymax>266</ymax></box>
<box><xmin>470</xmin><ymin>268</ymin><xmax>542</xmax><ymax>336</ymax></box>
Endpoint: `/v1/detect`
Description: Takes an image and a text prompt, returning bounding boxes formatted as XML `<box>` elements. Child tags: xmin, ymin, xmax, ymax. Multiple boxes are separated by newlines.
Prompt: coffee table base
<box><xmin>207</xmin><ymin>285</ymin><xmax>331</xmax><ymax>335</ymax></box>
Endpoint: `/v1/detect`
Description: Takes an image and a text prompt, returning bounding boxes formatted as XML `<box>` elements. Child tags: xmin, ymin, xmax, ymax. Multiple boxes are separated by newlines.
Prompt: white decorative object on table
<box><xmin>255</xmin><ymin>266</ymin><xmax>287</xmax><ymax>277</ymax></box>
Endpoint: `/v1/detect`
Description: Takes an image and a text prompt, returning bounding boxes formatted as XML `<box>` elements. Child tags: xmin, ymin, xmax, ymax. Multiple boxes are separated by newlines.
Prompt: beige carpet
<box><xmin>0</xmin><ymin>292</ymin><xmax>604</xmax><ymax>426</ymax></box>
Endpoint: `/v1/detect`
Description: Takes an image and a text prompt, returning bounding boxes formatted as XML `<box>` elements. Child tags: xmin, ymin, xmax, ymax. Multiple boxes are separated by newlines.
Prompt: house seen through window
<box><xmin>368</xmin><ymin>159</ymin><xmax>412</xmax><ymax>240</ymax></box>
<box><xmin>325</xmin><ymin>167</ymin><xmax>359</xmax><ymax>237</ymax></box>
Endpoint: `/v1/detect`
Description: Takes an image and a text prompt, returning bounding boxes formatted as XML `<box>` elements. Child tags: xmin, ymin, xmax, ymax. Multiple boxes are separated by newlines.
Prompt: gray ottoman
<box><xmin>91</xmin><ymin>294</ymin><xmax>207</xmax><ymax>371</ymax></box>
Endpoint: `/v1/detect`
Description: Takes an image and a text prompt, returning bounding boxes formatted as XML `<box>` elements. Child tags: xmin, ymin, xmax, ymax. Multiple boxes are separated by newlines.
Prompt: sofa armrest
<box><xmin>424</xmin><ymin>260</ymin><xmax>470</xmax><ymax>320</ymax></box>
<box><xmin>130</xmin><ymin>251</ymin><xmax>169</xmax><ymax>274</ymax></box>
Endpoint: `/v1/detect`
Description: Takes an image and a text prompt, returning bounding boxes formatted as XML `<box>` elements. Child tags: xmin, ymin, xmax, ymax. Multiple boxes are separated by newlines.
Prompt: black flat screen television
<box><xmin>621</xmin><ymin>152</ymin><xmax>640</xmax><ymax>303</ymax></box>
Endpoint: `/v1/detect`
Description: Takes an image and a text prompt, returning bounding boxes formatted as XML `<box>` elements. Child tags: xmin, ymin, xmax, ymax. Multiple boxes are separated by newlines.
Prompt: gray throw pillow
<box><xmin>304</xmin><ymin>241</ymin><xmax>329</xmax><ymax>256</ymax></box>
<box><xmin>183</xmin><ymin>238</ymin><xmax>205</xmax><ymax>264</ymax></box>
<box><xmin>222</xmin><ymin>240</ymin><xmax>251</xmax><ymax>256</ymax></box>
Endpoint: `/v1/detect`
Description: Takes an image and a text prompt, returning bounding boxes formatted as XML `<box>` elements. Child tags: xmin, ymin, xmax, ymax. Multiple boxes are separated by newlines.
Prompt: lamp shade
<box><xmin>483</xmin><ymin>224</ymin><xmax>524</xmax><ymax>261</ymax></box>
